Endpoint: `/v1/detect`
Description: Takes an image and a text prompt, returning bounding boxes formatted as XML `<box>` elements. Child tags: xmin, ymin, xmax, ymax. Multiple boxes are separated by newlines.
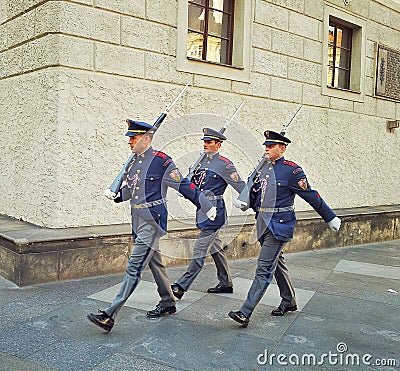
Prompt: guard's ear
<box><xmin>144</xmin><ymin>133</ymin><xmax>153</xmax><ymax>142</ymax></box>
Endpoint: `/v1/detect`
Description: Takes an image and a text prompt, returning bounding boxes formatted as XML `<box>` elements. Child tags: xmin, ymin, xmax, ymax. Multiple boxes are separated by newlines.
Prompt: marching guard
<box><xmin>229</xmin><ymin>130</ymin><xmax>341</xmax><ymax>327</ymax></box>
<box><xmin>171</xmin><ymin>128</ymin><xmax>246</xmax><ymax>299</ymax></box>
<box><xmin>87</xmin><ymin>120</ymin><xmax>216</xmax><ymax>332</ymax></box>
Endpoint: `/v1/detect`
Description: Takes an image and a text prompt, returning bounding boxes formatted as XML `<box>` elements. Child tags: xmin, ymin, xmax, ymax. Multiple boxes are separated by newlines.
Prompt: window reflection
<box><xmin>187</xmin><ymin>0</ymin><xmax>234</xmax><ymax>65</ymax></box>
<box><xmin>327</xmin><ymin>21</ymin><xmax>352</xmax><ymax>89</ymax></box>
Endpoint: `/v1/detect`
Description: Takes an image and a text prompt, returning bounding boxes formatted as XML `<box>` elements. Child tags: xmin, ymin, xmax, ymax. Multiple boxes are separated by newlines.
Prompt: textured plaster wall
<box><xmin>0</xmin><ymin>0</ymin><xmax>399</xmax><ymax>227</ymax></box>
<box><xmin>0</xmin><ymin>70</ymin><xmax>59</xmax><ymax>226</ymax></box>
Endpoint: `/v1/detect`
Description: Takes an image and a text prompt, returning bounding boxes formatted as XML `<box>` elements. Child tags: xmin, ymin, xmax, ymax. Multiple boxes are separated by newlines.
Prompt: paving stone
<box><xmin>217</xmin><ymin>277</ymin><xmax>314</xmax><ymax>311</ymax></box>
<box><xmin>343</xmin><ymin>247</ymin><xmax>400</xmax><ymax>267</ymax></box>
<box><xmin>0</xmin><ymin>324</ymin><xmax>59</xmax><ymax>358</ymax></box>
<box><xmin>319</xmin><ymin>271</ymin><xmax>400</xmax><ymax>305</ymax></box>
<box><xmin>0</xmin><ymin>352</ymin><xmax>58</xmax><ymax>371</ymax></box>
<box><xmin>175</xmin><ymin>292</ymin><xmax>297</xmax><ymax>342</ymax></box>
<box><xmin>284</xmin><ymin>248</ymin><xmax>348</xmax><ymax>270</ymax></box>
<box><xmin>302</xmin><ymin>293</ymin><xmax>400</xmax><ymax>331</ymax></box>
<box><xmin>0</xmin><ymin>286</ymin><xmax>40</xmax><ymax>306</ymax></box>
<box><xmin>92</xmin><ymin>352</ymin><xmax>178</xmax><ymax>371</ymax></box>
<box><xmin>335</xmin><ymin>260</ymin><xmax>400</xmax><ymax>279</ymax></box>
<box><xmin>285</xmin><ymin>263</ymin><xmax>332</xmax><ymax>283</ymax></box>
<box><xmin>26</xmin><ymin>337</ymin><xmax>115</xmax><ymax>371</ymax></box>
<box><xmin>290</xmin><ymin>277</ymin><xmax>325</xmax><ymax>292</ymax></box>
<box><xmin>0</xmin><ymin>276</ymin><xmax>18</xmax><ymax>288</ymax></box>
<box><xmin>121</xmin><ymin>317</ymin><xmax>276</xmax><ymax>370</ymax></box>
<box><xmin>269</xmin><ymin>313</ymin><xmax>399</xmax><ymax>370</ymax></box>
<box><xmin>0</xmin><ymin>217</ymin><xmax>40</xmax><ymax>232</ymax></box>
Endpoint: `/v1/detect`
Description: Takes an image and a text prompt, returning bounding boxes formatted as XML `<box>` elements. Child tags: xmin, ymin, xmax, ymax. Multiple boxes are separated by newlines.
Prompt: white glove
<box><xmin>104</xmin><ymin>189</ymin><xmax>118</xmax><ymax>200</ymax></box>
<box><xmin>233</xmin><ymin>199</ymin><xmax>247</xmax><ymax>209</ymax></box>
<box><xmin>328</xmin><ymin>217</ymin><xmax>341</xmax><ymax>231</ymax></box>
<box><xmin>206</xmin><ymin>206</ymin><xmax>217</xmax><ymax>221</ymax></box>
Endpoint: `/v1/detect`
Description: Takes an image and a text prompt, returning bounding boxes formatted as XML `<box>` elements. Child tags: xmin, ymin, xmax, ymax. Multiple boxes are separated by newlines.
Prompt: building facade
<box><xmin>0</xmin><ymin>0</ymin><xmax>399</xmax><ymax>228</ymax></box>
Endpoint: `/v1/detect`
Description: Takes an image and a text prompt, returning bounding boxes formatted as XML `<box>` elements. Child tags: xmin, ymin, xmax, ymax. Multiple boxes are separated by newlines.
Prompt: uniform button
<box><xmin>213</xmin><ymin>175</ymin><xmax>217</xmax><ymax>178</ymax></box>
<box><xmin>135</xmin><ymin>196</ymin><xmax>139</xmax><ymax>199</ymax></box>
<box><xmin>137</xmin><ymin>169</ymin><xmax>141</xmax><ymax>173</ymax></box>
<box><xmin>269</xmin><ymin>167</ymin><xmax>272</xmax><ymax>170</ymax></box>
<box><xmin>205</xmin><ymin>167</ymin><xmax>208</xmax><ymax>170</ymax></box>
<box><xmin>150</xmin><ymin>177</ymin><xmax>154</xmax><ymax>180</ymax></box>
<box><xmin>201</xmin><ymin>182</ymin><xmax>205</xmax><ymax>185</ymax></box>
<box><xmin>138</xmin><ymin>160</ymin><xmax>142</xmax><ymax>164</ymax></box>
<box><xmin>207</xmin><ymin>161</ymin><xmax>210</xmax><ymax>164</ymax></box>
<box><xmin>280</xmin><ymin>219</ymin><xmax>283</xmax><ymax>223</ymax></box>
<box><xmin>266</xmin><ymin>175</ymin><xmax>269</xmax><ymax>178</ymax></box>
<box><xmin>278</xmin><ymin>182</ymin><xmax>281</xmax><ymax>186</ymax></box>
<box><xmin>200</xmin><ymin>188</ymin><xmax>203</xmax><ymax>191</ymax></box>
<box><xmin>261</xmin><ymin>198</ymin><xmax>264</xmax><ymax>202</ymax></box>
<box><xmin>136</xmin><ymin>187</ymin><xmax>139</xmax><ymax>190</ymax></box>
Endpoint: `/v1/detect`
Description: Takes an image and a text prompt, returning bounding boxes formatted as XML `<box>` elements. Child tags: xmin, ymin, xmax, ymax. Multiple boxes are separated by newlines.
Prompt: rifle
<box><xmin>236</xmin><ymin>105</ymin><xmax>303</xmax><ymax>208</ymax></box>
<box><xmin>104</xmin><ymin>83</ymin><xmax>189</xmax><ymax>199</ymax></box>
<box><xmin>187</xmin><ymin>102</ymin><xmax>244</xmax><ymax>180</ymax></box>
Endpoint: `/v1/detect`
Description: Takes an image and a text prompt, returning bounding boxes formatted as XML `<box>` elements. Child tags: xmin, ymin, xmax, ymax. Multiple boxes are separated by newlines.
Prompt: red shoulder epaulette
<box><xmin>218</xmin><ymin>155</ymin><xmax>232</xmax><ymax>164</ymax></box>
<box><xmin>283</xmin><ymin>160</ymin><xmax>299</xmax><ymax>167</ymax></box>
<box><xmin>152</xmin><ymin>150</ymin><xmax>168</xmax><ymax>159</ymax></box>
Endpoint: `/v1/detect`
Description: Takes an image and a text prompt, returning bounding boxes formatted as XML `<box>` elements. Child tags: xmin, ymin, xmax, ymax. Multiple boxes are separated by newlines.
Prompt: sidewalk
<box><xmin>0</xmin><ymin>240</ymin><xmax>399</xmax><ymax>370</ymax></box>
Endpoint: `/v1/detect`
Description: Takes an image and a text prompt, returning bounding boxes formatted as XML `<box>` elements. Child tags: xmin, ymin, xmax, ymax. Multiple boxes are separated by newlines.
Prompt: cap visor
<box><xmin>126</xmin><ymin>132</ymin><xmax>141</xmax><ymax>137</ymax></box>
<box><xmin>263</xmin><ymin>140</ymin><xmax>287</xmax><ymax>145</ymax></box>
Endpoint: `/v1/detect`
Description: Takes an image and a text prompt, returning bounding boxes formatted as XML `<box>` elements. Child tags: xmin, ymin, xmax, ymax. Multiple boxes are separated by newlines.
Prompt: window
<box><xmin>322</xmin><ymin>6</ymin><xmax>366</xmax><ymax>102</ymax></box>
<box><xmin>327</xmin><ymin>22</ymin><xmax>352</xmax><ymax>89</ymax></box>
<box><xmin>187</xmin><ymin>0</ymin><xmax>234</xmax><ymax>65</ymax></box>
<box><xmin>176</xmin><ymin>0</ymin><xmax>252</xmax><ymax>82</ymax></box>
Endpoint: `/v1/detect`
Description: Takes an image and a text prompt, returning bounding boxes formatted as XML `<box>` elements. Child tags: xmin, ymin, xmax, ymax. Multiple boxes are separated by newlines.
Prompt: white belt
<box><xmin>133</xmin><ymin>198</ymin><xmax>167</xmax><ymax>209</ymax></box>
<box><xmin>257</xmin><ymin>205</ymin><xmax>294</xmax><ymax>212</ymax></box>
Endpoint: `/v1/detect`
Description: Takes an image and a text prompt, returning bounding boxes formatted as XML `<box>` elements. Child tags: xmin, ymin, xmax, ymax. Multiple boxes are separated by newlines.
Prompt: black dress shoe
<box><xmin>87</xmin><ymin>310</ymin><xmax>114</xmax><ymax>332</ymax></box>
<box><xmin>228</xmin><ymin>310</ymin><xmax>249</xmax><ymax>327</ymax></box>
<box><xmin>146</xmin><ymin>303</ymin><xmax>176</xmax><ymax>318</ymax></box>
<box><xmin>171</xmin><ymin>283</ymin><xmax>185</xmax><ymax>300</ymax></box>
<box><xmin>207</xmin><ymin>284</ymin><xmax>233</xmax><ymax>294</ymax></box>
<box><xmin>271</xmin><ymin>304</ymin><xmax>298</xmax><ymax>316</ymax></box>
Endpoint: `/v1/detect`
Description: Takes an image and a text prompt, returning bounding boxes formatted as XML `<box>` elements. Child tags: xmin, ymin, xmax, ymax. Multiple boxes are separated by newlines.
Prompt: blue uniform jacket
<box><xmin>191</xmin><ymin>152</ymin><xmax>246</xmax><ymax>230</ymax></box>
<box><xmin>115</xmin><ymin>147</ymin><xmax>212</xmax><ymax>236</ymax></box>
<box><xmin>249</xmin><ymin>156</ymin><xmax>336</xmax><ymax>242</ymax></box>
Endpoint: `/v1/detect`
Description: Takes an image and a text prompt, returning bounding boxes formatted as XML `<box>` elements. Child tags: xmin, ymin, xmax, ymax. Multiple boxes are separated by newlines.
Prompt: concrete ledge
<box><xmin>1</xmin><ymin>205</ymin><xmax>399</xmax><ymax>286</ymax></box>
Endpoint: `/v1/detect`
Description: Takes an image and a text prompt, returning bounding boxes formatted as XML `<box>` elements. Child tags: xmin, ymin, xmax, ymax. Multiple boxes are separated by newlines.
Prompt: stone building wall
<box><xmin>0</xmin><ymin>0</ymin><xmax>399</xmax><ymax>228</ymax></box>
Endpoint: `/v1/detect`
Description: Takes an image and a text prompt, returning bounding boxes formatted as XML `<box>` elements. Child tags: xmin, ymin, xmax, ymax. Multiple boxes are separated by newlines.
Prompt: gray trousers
<box><xmin>240</xmin><ymin>229</ymin><xmax>296</xmax><ymax>318</ymax></box>
<box><xmin>176</xmin><ymin>229</ymin><xmax>232</xmax><ymax>291</ymax></box>
<box><xmin>104</xmin><ymin>218</ymin><xmax>175</xmax><ymax>319</ymax></box>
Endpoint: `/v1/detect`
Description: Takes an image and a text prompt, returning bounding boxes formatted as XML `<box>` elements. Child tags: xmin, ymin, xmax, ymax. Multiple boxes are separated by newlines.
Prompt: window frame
<box><xmin>328</xmin><ymin>21</ymin><xmax>353</xmax><ymax>90</ymax></box>
<box><xmin>176</xmin><ymin>0</ymin><xmax>252</xmax><ymax>82</ymax></box>
<box><xmin>187</xmin><ymin>0</ymin><xmax>235</xmax><ymax>65</ymax></box>
<box><xmin>322</xmin><ymin>5</ymin><xmax>366</xmax><ymax>102</ymax></box>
